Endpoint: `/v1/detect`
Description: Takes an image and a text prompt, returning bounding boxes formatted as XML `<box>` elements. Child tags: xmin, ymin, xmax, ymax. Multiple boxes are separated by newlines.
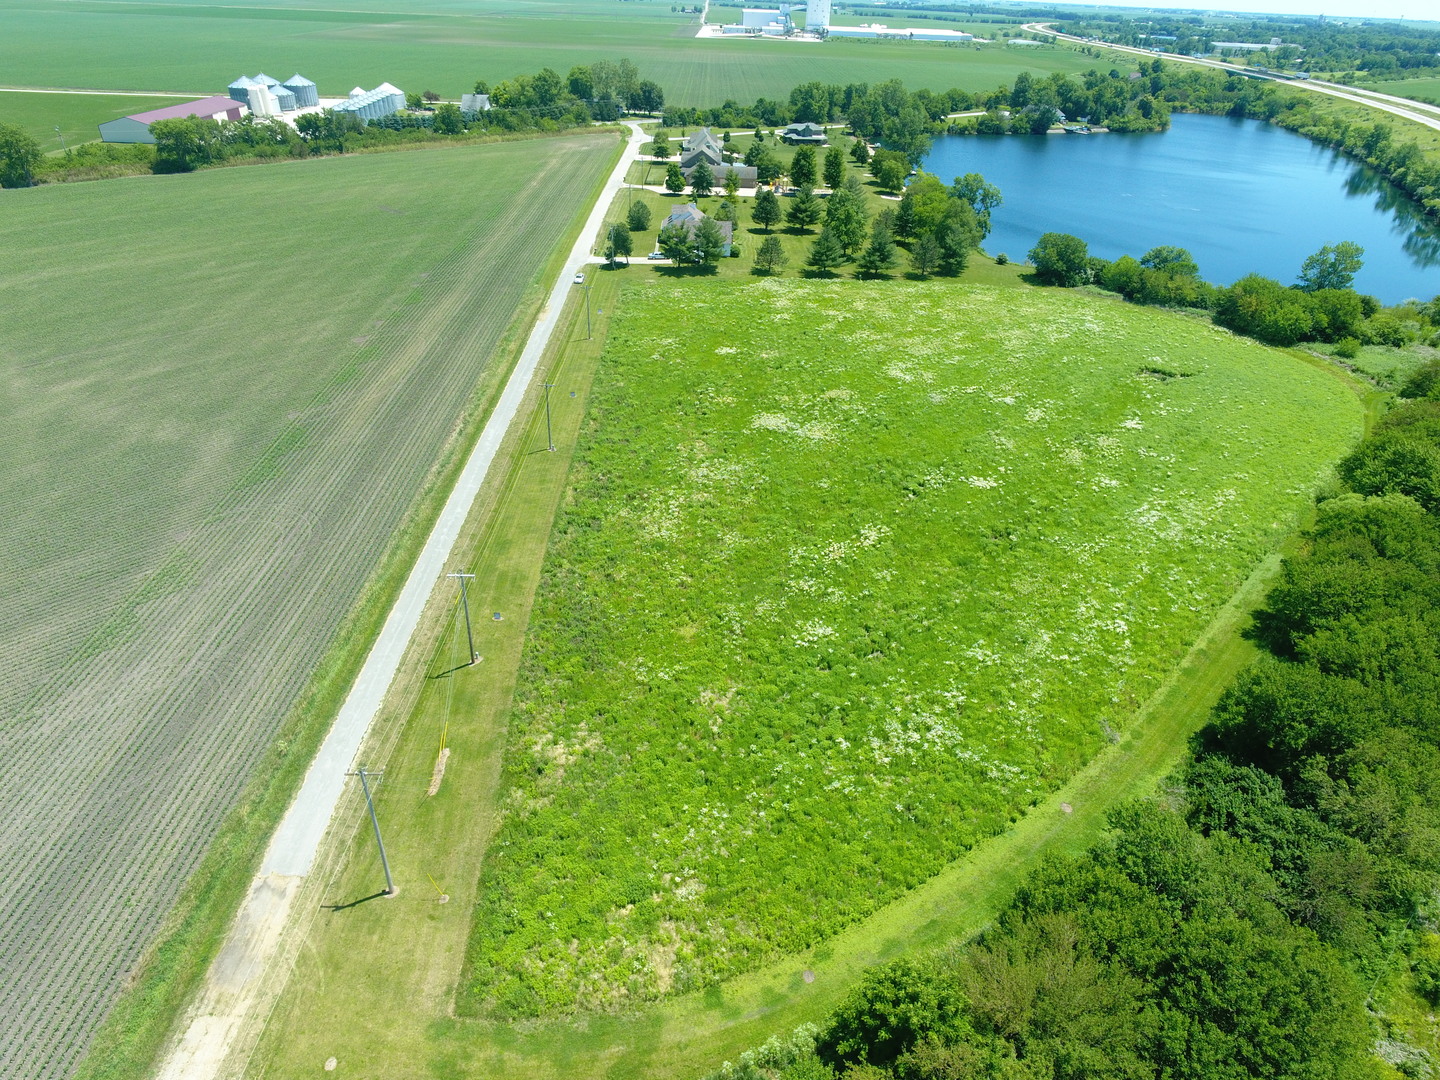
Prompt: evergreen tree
<box><xmin>752</xmin><ymin>187</ymin><xmax>782</xmax><ymax>232</ymax></box>
<box><xmin>789</xmin><ymin>145</ymin><xmax>818</xmax><ymax>188</ymax></box>
<box><xmin>754</xmin><ymin>235</ymin><xmax>787</xmax><ymax>275</ymax></box>
<box><xmin>825</xmin><ymin>180</ymin><xmax>869</xmax><ymax>257</ymax></box>
<box><xmin>806</xmin><ymin>227</ymin><xmax>846</xmax><ymax>273</ymax></box>
<box><xmin>910</xmin><ymin>233</ymin><xmax>943</xmax><ymax>277</ymax></box>
<box><xmin>857</xmin><ymin>221</ymin><xmax>899</xmax><ymax>276</ymax></box>
<box><xmin>626</xmin><ymin>200</ymin><xmax>652</xmax><ymax>232</ymax></box>
<box><xmin>690</xmin><ymin>160</ymin><xmax>715</xmax><ymax>198</ymax></box>
<box><xmin>693</xmin><ymin>216</ymin><xmax>727</xmax><ymax>265</ymax></box>
<box><xmin>786</xmin><ymin>185</ymin><xmax>822</xmax><ymax>232</ymax></box>
<box><xmin>664</xmin><ymin>162</ymin><xmax>685</xmax><ymax>194</ymax></box>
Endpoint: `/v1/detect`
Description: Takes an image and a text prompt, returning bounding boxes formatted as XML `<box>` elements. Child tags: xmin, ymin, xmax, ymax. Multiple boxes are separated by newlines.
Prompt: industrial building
<box><xmin>736</xmin><ymin>5</ymin><xmax>792</xmax><ymax>34</ymax></box>
<box><xmin>806</xmin><ymin>0</ymin><xmax>830</xmax><ymax>31</ymax></box>
<box><xmin>98</xmin><ymin>95</ymin><xmax>246</xmax><ymax>143</ymax></box>
<box><xmin>332</xmin><ymin>83</ymin><xmax>407</xmax><ymax>122</ymax></box>
<box><xmin>826</xmin><ymin>23</ymin><xmax>973</xmax><ymax>41</ymax></box>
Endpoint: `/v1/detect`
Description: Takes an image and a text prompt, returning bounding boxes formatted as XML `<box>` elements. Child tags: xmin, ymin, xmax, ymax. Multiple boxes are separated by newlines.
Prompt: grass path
<box><xmin>249</xmin><ymin>282</ymin><xmax>1371</xmax><ymax>1080</ymax></box>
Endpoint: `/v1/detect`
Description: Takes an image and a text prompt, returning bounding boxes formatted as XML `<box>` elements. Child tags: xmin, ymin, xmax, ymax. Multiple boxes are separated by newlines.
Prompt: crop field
<box><xmin>0</xmin><ymin>132</ymin><xmax>615</xmax><ymax>1080</ymax></box>
<box><xmin>457</xmin><ymin>278</ymin><xmax>1362</xmax><ymax>1019</ymax></box>
<box><xmin>1356</xmin><ymin>76</ymin><xmax>1440</xmax><ymax>107</ymax></box>
<box><xmin>0</xmin><ymin>0</ymin><xmax>1110</xmax><ymax>106</ymax></box>
<box><xmin>0</xmin><ymin>91</ymin><xmax>186</xmax><ymax>151</ymax></box>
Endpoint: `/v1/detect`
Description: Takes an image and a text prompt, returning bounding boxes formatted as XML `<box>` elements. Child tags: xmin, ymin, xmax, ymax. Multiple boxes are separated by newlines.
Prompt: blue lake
<box><xmin>920</xmin><ymin>113</ymin><xmax>1440</xmax><ymax>305</ymax></box>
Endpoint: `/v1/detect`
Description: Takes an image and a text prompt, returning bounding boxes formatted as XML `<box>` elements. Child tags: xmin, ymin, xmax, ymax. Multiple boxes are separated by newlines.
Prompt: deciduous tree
<box><xmin>0</xmin><ymin>121</ymin><xmax>42</xmax><ymax>188</ymax></box>
<box><xmin>1298</xmin><ymin>242</ymin><xmax>1365</xmax><ymax>292</ymax></box>
<box><xmin>626</xmin><ymin>200</ymin><xmax>652</xmax><ymax>232</ymax></box>
<box><xmin>1029</xmin><ymin>232</ymin><xmax>1091</xmax><ymax>286</ymax></box>
<box><xmin>789</xmin><ymin>145</ymin><xmax>818</xmax><ymax>188</ymax></box>
<box><xmin>823</xmin><ymin>145</ymin><xmax>846</xmax><ymax>189</ymax></box>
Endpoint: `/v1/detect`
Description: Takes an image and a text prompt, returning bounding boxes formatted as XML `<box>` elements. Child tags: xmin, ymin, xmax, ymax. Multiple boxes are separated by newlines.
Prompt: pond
<box><xmin>920</xmin><ymin>113</ymin><xmax>1440</xmax><ymax>305</ymax></box>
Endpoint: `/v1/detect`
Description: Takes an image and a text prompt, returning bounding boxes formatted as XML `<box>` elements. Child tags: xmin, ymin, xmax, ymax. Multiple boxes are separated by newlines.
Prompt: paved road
<box><xmin>155</xmin><ymin>119</ymin><xmax>649</xmax><ymax>1080</ymax></box>
<box><xmin>0</xmin><ymin>85</ymin><xmax>207</xmax><ymax>97</ymax></box>
<box><xmin>1022</xmin><ymin>23</ymin><xmax>1440</xmax><ymax>136</ymax></box>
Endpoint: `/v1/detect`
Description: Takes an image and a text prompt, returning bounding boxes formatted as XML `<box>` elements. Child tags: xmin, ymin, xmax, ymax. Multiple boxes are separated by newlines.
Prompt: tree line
<box><xmin>1025</xmin><ymin>230</ymin><xmax>1440</xmax><ymax>352</ymax></box>
<box><xmin>699</xmin><ymin>388</ymin><xmax>1440</xmax><ymax>1080</ymax></box>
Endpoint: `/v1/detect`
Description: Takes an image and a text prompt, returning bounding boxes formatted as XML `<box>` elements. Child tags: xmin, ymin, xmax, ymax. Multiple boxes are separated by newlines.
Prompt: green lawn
<box><xmin>0</xmin><ymin>90</ymin><xmax>185</xmax><ymax>150</ymax></box>
<box><xmin>2</xmin><ymin>132</ymin><xmax>619</xmax><ymax>1080</ymax></box>
<box><xmin>249</xmin><ymin>275</ymin><xmax>1365</xmax><ymax>1080</ymax></box>
<box><xmin>0</xmin><ymin>0</ymin><xmax>1113</xmax><ymax>105</ymax></box>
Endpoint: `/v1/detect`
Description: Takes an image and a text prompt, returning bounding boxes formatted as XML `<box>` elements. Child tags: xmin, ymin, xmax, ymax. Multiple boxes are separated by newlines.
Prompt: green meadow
<box><xmin>0</xmin><ymin>91</ymin><xmax>184</xmax><ymax>151</ymax></box>
<box><xmin>458</xmin><ymin>278</ymin><xmax>1362</xmax><ymax>1019</ymax></box>
<box><xmin>0</xmin><ymin>0</ymin><xmax>1105</xmax><ymax>106</ymax></box>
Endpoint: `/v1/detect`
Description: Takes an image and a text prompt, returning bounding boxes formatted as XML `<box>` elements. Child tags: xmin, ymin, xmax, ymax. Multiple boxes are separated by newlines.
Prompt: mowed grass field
<box><xmin>0</xmin><ymin>132</ymin><xmax>617</xmax><ymax>1080</ymax></box>
<box><xmin>0</xmin><ymin>91</ymin><xmax>188</xmax><ymax>151</ymax></box>
<box><xmin>0</xmin><ymin>0</ymin><xmax>1110</xmax><ymax>107</ymax></box>
<box><xmin>250</xmin><ymin>276</ymin><xmax>1364</xmax><ymax>1080</ymax></box>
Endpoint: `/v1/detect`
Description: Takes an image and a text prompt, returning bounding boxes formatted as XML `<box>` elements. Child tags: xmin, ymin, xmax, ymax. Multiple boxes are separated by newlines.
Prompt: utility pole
<box><xmin>582</xmin><ymin>281</ymin><xmax>592</xmax><ymax>339</ymax></box>
<box><xmin>349</xmin><ymin>767</ymin><xmax>394</xmax><ymax>896</ymax></box>
<box><xmin>53</xmin><ymin>126</ymin><xmax>66</xmax><ymax>152</ymax></box>
<box><xmin>446</xmin><ymin>572</ymin><xmax>478</xmax><ymax>664</ymax></box>
<box><xmin>543</xmin><ymin>382</ymin><xmax>556</xmax><ymax>451</ymax></box>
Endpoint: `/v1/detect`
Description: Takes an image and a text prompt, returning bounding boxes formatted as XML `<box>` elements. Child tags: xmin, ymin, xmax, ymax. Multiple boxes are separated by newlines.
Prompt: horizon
<box><xmin>1014</xmin><ymin>0</ymin><xmax>1440</xmax><ymax>25</ymax></box>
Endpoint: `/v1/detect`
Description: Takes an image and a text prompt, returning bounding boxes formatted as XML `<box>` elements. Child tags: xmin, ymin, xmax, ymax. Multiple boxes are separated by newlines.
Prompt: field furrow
<box><xmin>0</xmin><ymin>134</ymin><xmax>613</xmax><ymax>1080</ymax></box>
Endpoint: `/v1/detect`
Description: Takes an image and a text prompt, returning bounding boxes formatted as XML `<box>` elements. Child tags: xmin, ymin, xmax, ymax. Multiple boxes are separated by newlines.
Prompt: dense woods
<box><xmin>705</xmin><ymin>400</ymin><xmax>1440</xmax><ymax>1080</ymax></box>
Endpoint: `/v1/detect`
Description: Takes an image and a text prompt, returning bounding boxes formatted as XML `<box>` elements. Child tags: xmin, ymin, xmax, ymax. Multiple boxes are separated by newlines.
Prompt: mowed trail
<box><xmin>0</xmin><ymin>134</ymin><xmax>618</xmax><ymax>1080</ymax></box>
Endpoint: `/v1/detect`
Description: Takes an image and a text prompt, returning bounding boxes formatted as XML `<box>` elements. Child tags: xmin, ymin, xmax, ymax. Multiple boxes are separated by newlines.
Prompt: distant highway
<box><xmin>1021</xmin><ymin>22</ymin><xmax>1440</xmax><ymax>136</ymax></box>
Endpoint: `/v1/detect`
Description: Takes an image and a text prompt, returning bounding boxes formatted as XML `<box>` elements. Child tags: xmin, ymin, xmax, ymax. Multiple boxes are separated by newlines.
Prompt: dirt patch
<box><xmin>427</xmin><ymin>747</ymin><xmax>451</xmax><ymax>797</ymax></box>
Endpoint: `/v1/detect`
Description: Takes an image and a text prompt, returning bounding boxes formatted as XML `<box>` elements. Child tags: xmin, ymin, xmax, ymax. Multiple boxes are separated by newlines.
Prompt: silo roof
<box><xmin>284</xmin><ymin>73</ymin><xmax>316</xmax><ymax>86</ymax></box>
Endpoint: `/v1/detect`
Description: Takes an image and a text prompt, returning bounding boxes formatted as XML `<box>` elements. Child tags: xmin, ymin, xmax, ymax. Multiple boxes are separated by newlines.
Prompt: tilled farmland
<box><xmin>0</xmin><ymin>133</ymin><xmax>613</xmax><ymax>1080</ymax></box>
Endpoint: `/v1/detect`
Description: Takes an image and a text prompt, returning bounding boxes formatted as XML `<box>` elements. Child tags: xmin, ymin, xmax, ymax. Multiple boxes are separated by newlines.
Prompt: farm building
<box><xmin>461</xmin><ymin>92</ymin><xmax>492</xmax><ymax>112</ymax></box>
<box><xmin>333</xmin><ymin>83</ymin><xmax>406</xmax><ymax>122</ymax></box>
<box><xmin>781</xmin><ymin>121</ymin><xmax>827</xmax><ymax>144</ymax></box>
<box><xmin>283</xmin><ymin>73</ymin><xmax>319</xmax><ymax>107</ymax></box>
<box><xmin>98</xmin><ymin>95</ymin><xmax>246</xmax><ymax>143</ymax></box>
<box><xmin>227</xmin><ymin>72</ymin><xmax>314</xmax><ymax>112</ymax></box>
<box><xmin>663</xmin><ymin>202</ymin><xmax>733</xmax><ymax>256</ymax></box>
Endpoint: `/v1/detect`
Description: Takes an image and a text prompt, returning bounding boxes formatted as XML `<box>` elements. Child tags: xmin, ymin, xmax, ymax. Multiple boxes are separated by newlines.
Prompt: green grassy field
<box><xmin>460</xmin><ymin>278</ymin><xmax>1363</xmax><ymax>1017</ymax></box>
<box><xmin>0</xmin><ymin>90</ymin><xmax>186</xmax><ymax>150</ymax></box>
<box><xmin>0</xmin><ymin>0</ymin><xmax>1112</xmax><ymax>107</ymax></box>
<box><xmin>248</xmin><ymin>275</ymin><xmax>1365</xmax><ymax>1080</ymax></box>
<box><xmin>0</xmin><ymin>132</ymin><xmax>618</xmax><ymax>1080</ymax></box>
<box><xmin>1354</xmin><ymin>76</ymin><xmax>1440</xmax><ymax>107</ymax></box>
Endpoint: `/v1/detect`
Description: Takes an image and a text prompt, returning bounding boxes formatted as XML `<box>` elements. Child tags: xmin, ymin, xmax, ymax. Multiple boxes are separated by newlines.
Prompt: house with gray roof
<box><xmin>679</xmin><ymin>127</ymin><xmax>726</xmax><ymax>169</ymax></box>
<box><xmin>781</xmin><ymin>121</ymin><xmax>827</xmax><ymax>144</ymax></box>
<box><xmin>662</xmin><ymin>202</ymin><xmax>734</xmax><ymax>256</ymax></box>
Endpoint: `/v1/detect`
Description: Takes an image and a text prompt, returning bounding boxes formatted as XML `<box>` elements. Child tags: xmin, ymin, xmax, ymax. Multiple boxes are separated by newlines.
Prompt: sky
<box><xmin>1046</xmin><ymin>0</ymin><xmax>1440</xmax><ymax>24</ymax></box>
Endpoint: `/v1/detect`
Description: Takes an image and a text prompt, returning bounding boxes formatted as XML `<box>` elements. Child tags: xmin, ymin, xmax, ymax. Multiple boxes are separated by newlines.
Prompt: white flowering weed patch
<box><xmin>462</xmin><ymin>279</ymin><xmax>1362</xmax><ymax>1018</ymax></box>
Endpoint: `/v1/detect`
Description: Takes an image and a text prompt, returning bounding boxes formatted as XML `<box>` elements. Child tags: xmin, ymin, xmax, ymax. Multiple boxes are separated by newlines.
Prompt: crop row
<box><xmin>0</xmin><ymin>137</ymin><xmax>613</xmax><ymax>1079</ymax></box>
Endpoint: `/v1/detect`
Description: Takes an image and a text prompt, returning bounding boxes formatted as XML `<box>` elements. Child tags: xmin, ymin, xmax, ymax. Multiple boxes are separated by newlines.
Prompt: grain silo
<box><xmin>270</xmin><ymin>83</ymin><xmax>297</xmax><ymax>111</ymax></box>
<box><xmin>249</xmin><ymin>83</ymin><xmax>278</xmax><ymax>117</ymax></box>
<box><xmin>227</xmin><ymin>75</ymin><xmax>256</xmax><ymax>106</ymax></box>
<box><xmin>806</xmin><ymin>0</ymin><xmax>831</xmax><ymax>31</ymax></box>
<box><xmin>282</xmin><ymin>73</ymin><xmax>319</xmax><ymax>108</ymax></box>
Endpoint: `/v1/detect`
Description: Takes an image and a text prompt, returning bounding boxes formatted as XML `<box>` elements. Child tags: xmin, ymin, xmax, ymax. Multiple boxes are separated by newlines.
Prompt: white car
<box><xmin>573</xmin><ymin>272</ymin><xmax>585</xmax><ymax>284</ymax></box>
